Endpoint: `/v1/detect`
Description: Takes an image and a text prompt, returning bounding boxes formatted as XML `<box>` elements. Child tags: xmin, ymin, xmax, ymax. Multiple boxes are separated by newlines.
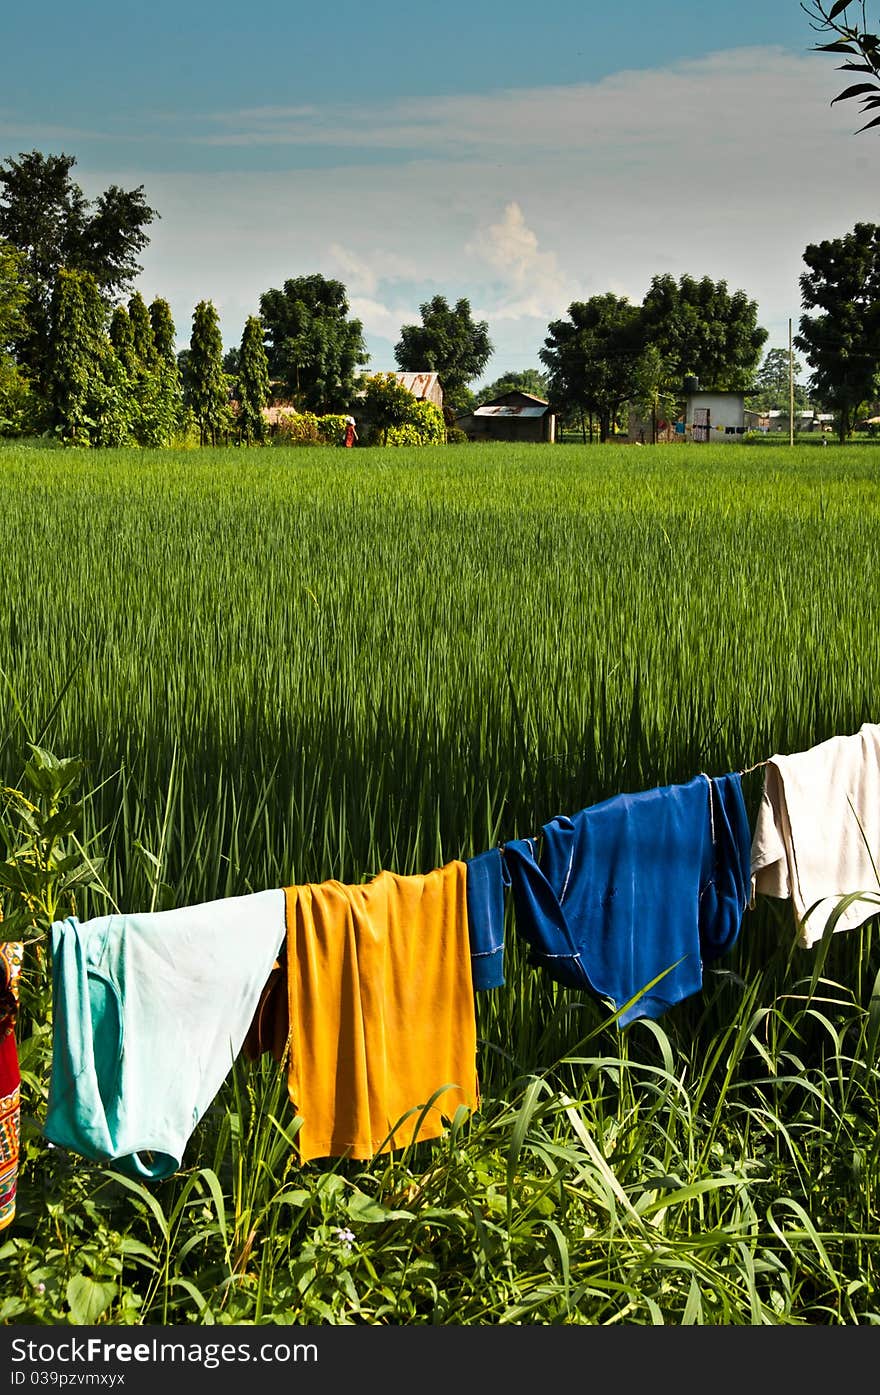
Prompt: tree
<box><xmin>540</xmin><ymin>294</ymin><xmax>643</xmax><ymax>443</ymax></box>
<box><xmin>794</xmin><ymin>221</ymin><xmax>880</xmax><ymax>441</ymax></box>
<box><xmin>128</xmin><ymin>291</ymin><xmax>155</xmax><ymax>367</ymax></box>
<box><xmin>632</xmin><ymin>344</ymin><xmax>681</xmax><ymax>444</ymax></box>
<box><xmin>109</xmin><ymin>304</ymin><xmax>137</xmax><ymax>373</ymax></box>
<box><xmin>0</xmin><ymin>239</ymin><xmax>31</xmax><ymax>434</ymax></box>
<box><xmin>395</xmin><ymin>295</ymin><xmax>493</xmax><ymax>412</ymax></box>
<box><xmin>802</xmin><ymin>2</ymin><xmax>880</xmax><ymax>132</ymax></box>
<box><xmin>185</xmin><ymin>300</ymin><xmax>231</xmax><ymax>446</ymax></box>
<box><xmin>236</xmin><ymin>315</ymin><xmax>271</xmax><ymax>444</ymax></box>
<box><xmin>141</xmin><ymin>297</ymin><xmax>183</xmax><ymax>447</ymax></box>
<box><xmin>0</xmin><ymin>240</ymin><xmax>26</xmax><ymax>353</ymax></box>
<box><xmin>44</xmin><ymin>268</ymin><xmax>131</xmax><ymax>445</ymax></box>
<box><xmin>639</xmin><ymin>274</ymin><xmax>767</xmax><ymax>390</ymax></box>
<box><xmin>474</xmin><ymin>369</ymin><xmax>549</xmax><ymax>405</ymax></box>
<box><xmin>259</xmin><ymin>274</ymin><xmax>369</xmax><ymax>413</ymax></box>
<box><xmin>0</xmin><ymin>150</ymin><xmax>157</xmax><ymax>381</ymax></box>
<box><xmin>149</xmin><ymin>297</ymin><xmax>177</xmax><ymax>365</ymax></box>
<box><xmin>753</xmin><ymin>346</ymin><xmax>811</xmax><ymax>413</ymax></box>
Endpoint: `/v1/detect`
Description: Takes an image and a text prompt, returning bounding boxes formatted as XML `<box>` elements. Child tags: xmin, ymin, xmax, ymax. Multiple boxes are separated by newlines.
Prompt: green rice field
<box><xmin>3</xmin><ymin>439</ymin><xmax>880</xmax><ymax>1325</ymax></box>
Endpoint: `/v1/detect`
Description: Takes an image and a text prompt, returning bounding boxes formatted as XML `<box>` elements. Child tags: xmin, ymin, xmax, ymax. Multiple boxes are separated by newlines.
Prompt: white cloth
<box><xmin>750</xmin><ymin>722</ymin><xmax>880</xmax><ymax>948</ymax></box>
<box><xmin>46</xmin><ymin>888</ymin><xmax>287</xmax><ymax>1178</ymax></box>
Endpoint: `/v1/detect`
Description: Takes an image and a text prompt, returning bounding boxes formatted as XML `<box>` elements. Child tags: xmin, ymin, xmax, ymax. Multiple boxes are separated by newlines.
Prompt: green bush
<box><xmin>379</xmin><ymin>400</ymin><xmax>446</xmax><ymax>447</ymax></box>
<box><xmin>271</xmin><ymin>412</ymin><xmax>348</xmax><ymax>447</ymax></box>
<box><xmin>317</xmin><ymin>414</ymin><xmax>348</xmax><ymax>447</ymax></box>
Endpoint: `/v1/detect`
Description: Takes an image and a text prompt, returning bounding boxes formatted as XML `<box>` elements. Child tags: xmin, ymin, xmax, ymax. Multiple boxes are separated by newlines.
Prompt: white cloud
<box><xmin>327</xmin><ymin>244</ymin><xmax>378</xmax><ymax>296</ymax></box>
<box><xmin>348</xmin><ymin>295</ymin><xmax>417</xmax><ymax>341</ymax></box>
<box><xmin>97</xmin><ymin>45</ymin><xmax>875</xmax><ymax>374</ymax></box>
<box><xmin>183</xmin><ymin>47</ymin><xmax>839</xmax><ymax>159</ymax></box>
<box><xmin>467</xmin><ymin>202</ymin><xmax>573</xmax><ymax>321</ymax></box>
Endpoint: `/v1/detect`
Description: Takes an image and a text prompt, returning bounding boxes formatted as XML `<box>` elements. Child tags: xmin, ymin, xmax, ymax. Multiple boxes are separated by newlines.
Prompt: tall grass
<box><xmin>2</xmin><ymin>440</ymin><xmax>880</xmax><ymax>1323</ymax></box>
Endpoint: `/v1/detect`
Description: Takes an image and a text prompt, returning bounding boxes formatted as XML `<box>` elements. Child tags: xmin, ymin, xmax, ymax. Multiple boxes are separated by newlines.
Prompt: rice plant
<box><xmin>2</xmin><ymin>440</ymin><xmax>880</xmax><ymax>1323</ymax></box>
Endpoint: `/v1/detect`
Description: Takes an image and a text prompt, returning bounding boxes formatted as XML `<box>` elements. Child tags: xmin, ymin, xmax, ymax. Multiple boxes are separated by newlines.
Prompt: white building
<box><xmin>684</xmin><ymin>387</ymin><xmax>753</xmax><ymax>442</ymax></box>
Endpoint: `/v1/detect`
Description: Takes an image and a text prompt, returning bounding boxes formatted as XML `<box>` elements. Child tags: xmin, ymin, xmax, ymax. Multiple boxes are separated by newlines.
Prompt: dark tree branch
<box><xmin>802</xmin><ymin>1</ymin><xmax>880</xmax><ymax>131</ymax></box>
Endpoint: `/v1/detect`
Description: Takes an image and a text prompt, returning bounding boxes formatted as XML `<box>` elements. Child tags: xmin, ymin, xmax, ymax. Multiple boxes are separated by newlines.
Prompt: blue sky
<box><xmin>3</xmin><ymin>2</ymin><xmax>876</xmax><ymax>381</ymax></box>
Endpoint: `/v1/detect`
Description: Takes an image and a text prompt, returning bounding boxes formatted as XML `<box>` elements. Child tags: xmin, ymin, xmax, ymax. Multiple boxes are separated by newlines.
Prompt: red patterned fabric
<box><xmin>0</xmin><ymin>939</ymin><xmax>22</xmax><ymax>1232</ymax></box>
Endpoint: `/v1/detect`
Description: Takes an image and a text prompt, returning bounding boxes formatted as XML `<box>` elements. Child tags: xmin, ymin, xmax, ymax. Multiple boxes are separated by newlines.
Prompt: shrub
<box><xmin>377</xmin><ymin>400</ymin><xmax>446</xmax><ymax>447</ymax></box>
<box><xmin>271</xmin><ymin>412</ymin><xmax>349</xmax><ymax>447</ymax></box>
<box><xmin>317</xmin><ymin>414</ymin><xmax>348</xmax><ymax>447</ymax></box>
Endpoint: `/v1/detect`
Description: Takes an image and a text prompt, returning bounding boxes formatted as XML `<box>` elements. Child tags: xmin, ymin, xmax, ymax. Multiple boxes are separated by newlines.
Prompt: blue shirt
<box><xmin>502</xmin><ymin>772</ymin><xmax>751</xmax><ymax>1026</ymax></box>
<box><xmin>465</xmin><ymin>848</ymin><xmax>509</xmax><ymax>989</ymax></box>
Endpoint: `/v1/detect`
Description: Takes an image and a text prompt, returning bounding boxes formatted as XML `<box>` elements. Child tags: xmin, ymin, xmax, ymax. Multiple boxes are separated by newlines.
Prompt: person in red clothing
<box><xmin>344</xmin><ymin>416</ymin><xmax>358</xmax><ymax>448</ymax></box>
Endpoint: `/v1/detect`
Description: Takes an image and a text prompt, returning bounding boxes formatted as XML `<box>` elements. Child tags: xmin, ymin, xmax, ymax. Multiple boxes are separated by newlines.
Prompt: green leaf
<box><xmin>831</xmin><ymin>81</ymin><xmax>880</xmax><ymax>103</ymax></box>
<box><xmin>346</xmin><ymin>1192</ymin><xmax>389</xmax><ymax>1224</ymax></box>
<box><xmin>828</xmin><ymin>0</ymin><xmax>854</xmax><ymax>18</ymax></box>
<box><xmin>66</xmin><ymin>1273</ymin><xmax>117</xmax><ymax>1324</ymax></box>
<box><xmin>682</xmin><ymin>1274</ymin><xmax>704</xmax><ymax>1325</ymax></box>
<box><xmin>346</xmin><ymin>1191</ymin><xmax>415</xmax><ymax>1224</ymax></box>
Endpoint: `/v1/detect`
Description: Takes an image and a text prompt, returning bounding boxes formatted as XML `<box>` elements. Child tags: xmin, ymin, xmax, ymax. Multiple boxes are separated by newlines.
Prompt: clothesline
<box><xmin>2</xmin><ymin>720</ymin><xmax>879</xmax><ymax>1221</ymax></box>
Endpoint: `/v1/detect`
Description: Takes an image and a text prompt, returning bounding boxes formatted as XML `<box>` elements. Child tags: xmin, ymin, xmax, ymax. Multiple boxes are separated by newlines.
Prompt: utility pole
<box><xmin>789</xmin><ymin>317</ymin><xmax>795</xmax><ymax>447</ymax></box>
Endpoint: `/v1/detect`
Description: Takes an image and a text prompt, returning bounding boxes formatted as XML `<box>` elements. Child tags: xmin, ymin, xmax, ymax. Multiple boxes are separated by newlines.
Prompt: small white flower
<box><xmin>334</xmin><ymin>1226</ymin><xmax>355</xmax><ymax>1251</ymax></box>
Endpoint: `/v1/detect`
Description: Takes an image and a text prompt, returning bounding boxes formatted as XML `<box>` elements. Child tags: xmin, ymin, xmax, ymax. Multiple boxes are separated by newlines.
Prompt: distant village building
<box><xmin>683</xmin><ymin>383</ymin><xmax>757</xmax><ymax>442</ymax></box>
<box><xmin>743</xmin><ymin>409</ymin><xmax>831</xmax><ymax>434</ymax></box>
<box><xmin>262</xmin><ymin>403</ymin><xmax>298</xmax><ymax>428</ymax></box>
<box><xmin>455</xmin><ymin>390</ymin><xmax>556</xmax><ymax>443</ymax></box>
<box><xmin>390</xmin><ymin>372</ymin><xmax>444</xmax><ymax>410</ymax></box>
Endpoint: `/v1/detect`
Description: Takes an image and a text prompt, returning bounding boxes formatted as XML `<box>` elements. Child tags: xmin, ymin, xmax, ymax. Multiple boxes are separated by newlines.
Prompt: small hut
<box><xmin>456</xmin><ymin>390</ymin><xmax>556</xmax><ymax>443</ymax></box>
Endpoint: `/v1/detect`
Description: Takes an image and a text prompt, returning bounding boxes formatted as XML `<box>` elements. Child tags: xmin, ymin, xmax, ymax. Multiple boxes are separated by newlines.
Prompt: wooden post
<box><xmin>789</xmin><ymin>318</ymin><xmax>795</xmax><ymax>447</ymax></box>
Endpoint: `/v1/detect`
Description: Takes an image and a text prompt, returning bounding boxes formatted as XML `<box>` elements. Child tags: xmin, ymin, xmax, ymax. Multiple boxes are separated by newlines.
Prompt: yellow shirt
<box><xmin>284</xmin><ymin>860</ymin><xmax>478</xmax><ymax>1162</ymax></box>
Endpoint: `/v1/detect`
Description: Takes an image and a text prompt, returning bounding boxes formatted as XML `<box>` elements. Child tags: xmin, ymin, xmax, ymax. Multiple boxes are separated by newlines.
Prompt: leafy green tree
<box><xmin>149</xmin><ymin>297</ymin><xmax>177</xmax><ymax>365</ymax></box>
<box><xmin>44</xmin><ymin>268</ymin><xmax>131</xmax><ymax>445</ymax></box>
<box><xmin>753</xmin><ymin>346</ymin><xmax>811</xmax><ymax>413</ymax></box>
<box><xmin>109</xmin><ymin>304</ymin><xmax>137</xmax><ymax>373</ymax></box>
<box><xmin>395</xmin><ymin>295</ymin><xmax>493</xmax><ymax>412</ymax></box>
<box><xmin>0</xmin><ymin>239</ymin><xmax>32</xmax><ymax>434</ymax></box>
<box><xmin>632</xmin><ymin>344</ymin><xmax>681</xmax><ymax>443</ymax></box>
<box><xmin>109</xmin><ymin>297</ymin><xmax>175</xmax><ymax>447</ymax></box>
<box><xmin>795</xmin><ymin>221</ymin><xmax>880</xmax><ymax>441</ymax></box>
<box><xmin>259</xmin><ymin>274</ymin><xmax>369</xmax><ymax>413</ymax></box>
<box><xmin>361</xmin><ymin>372</ymin><xmax>419</xmax><ymax>445</ymax></box>
<box><xmin>640</xmin><ymin>274</ymin><xmax>767</xmax><ymax>390</ymax></box>
<box><xmin>139</xmin><ymin>297</ymin><xmax>184</xmax><ymax>447</ymax></box>
<box><xmin>128</xmin><ymin>291</ymin><xmax>155</xmax><ymax>367</ymax></box>
<box><xmin>540</xmin><ymin>294</ymin><xmax>643</xmax><ymax>443</ymax></box>
<box><xmin>474</xmin><ymin>369</ymin><xmax>549</xmax><ymax>405</ymax></box>
<box><xmin>802</xmin><ymin>2</ymin><xmax>880</xmax><ymax>132</ymax></box>
<box><xmin>236</xmin><ymin>315</ymin><xmax>271</xmax><ymax>444</ymax></box>
<box><xmin>0</xmin><ymin>150</ymin><xmax>157</xmax><ymax>382</ymax></box>
<box><xmin>0</xmin><ymin>239</ymin><xmax>26</xmax><ymax>351</ymax></box>
<box><xmin>185</xmin><ymin>300</ymin><xmax>231</xmax><ymax>446</ymax></box>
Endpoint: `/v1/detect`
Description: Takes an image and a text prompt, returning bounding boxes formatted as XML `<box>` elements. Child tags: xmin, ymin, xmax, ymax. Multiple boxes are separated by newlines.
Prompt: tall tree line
<box><xmin>1</xmin><ymin>146</ymin><xmax>878</xmax><ymax>447</ymax></box>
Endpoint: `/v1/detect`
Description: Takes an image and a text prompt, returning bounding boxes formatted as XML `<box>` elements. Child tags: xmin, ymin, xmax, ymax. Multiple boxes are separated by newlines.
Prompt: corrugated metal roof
<box><xmin>392</xmin><ymin>372</ymin><xmax>440</xmax><ymax>398</ymax></box>
<box><xmin>473</xmin><ymin>405</ymin><xmax>547</xmax><ymax>418</ymax></box>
